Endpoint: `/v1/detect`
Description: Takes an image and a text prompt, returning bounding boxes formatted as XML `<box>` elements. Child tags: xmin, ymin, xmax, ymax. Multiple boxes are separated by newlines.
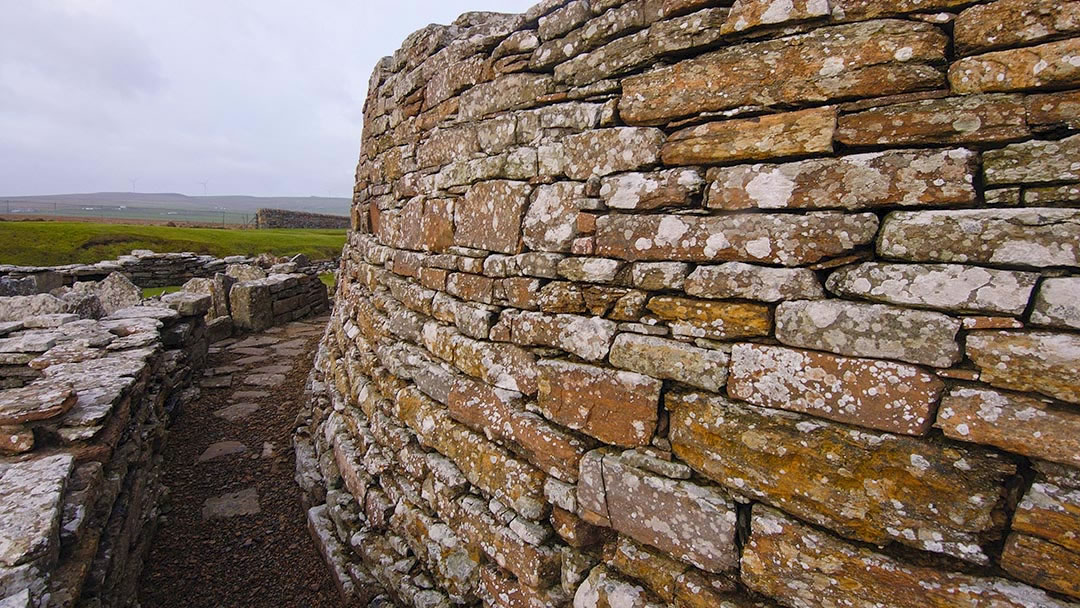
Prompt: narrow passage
<box><xmin>139</xmin><ymin>316</ymin><xmax>342</xmax><ymax>608</ymax></box>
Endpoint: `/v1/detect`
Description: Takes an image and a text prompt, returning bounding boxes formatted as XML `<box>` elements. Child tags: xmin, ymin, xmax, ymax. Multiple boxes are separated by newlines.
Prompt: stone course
<box><xmin>294</xmin><ymin>3</ymin><xmax>1080</xmax><ymax>608</ymax></box>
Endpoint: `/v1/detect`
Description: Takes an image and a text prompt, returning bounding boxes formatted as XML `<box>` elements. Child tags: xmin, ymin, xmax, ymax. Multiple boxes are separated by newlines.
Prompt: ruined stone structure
<box><xmin>296</xmin><ymin>0</ymin><xmax>1080</xmax><ymax>607</ymax></box>
<box><xmin>0</xmin><ymin>293</ymin><xmax>211</xmax><ymax>607</ymax></box>
<box><xmin>255</xmin><ymin>208</ymin><xmax>351</xmax><ymax>230</ymax></box>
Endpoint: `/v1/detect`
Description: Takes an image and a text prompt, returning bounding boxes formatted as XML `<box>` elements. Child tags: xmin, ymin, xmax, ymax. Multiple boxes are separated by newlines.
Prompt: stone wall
<box><xmin>1</xmin><ymin>250</ymin><xmax>332</xmax><ymax>290</ymax></box>
<box><xmin>0</xmin><ymin>291</ymin><xmax>210</xmax><ymax>607</ymax></box>
<box><xmin>296</xmin><ymin>1</ymin><xmax>1080</xmax><ymax>607</ymax></box>
<box><xmin>255</xmin><ymin>208</ymin><xmax>350</xmax><ymax>230</ymax></box>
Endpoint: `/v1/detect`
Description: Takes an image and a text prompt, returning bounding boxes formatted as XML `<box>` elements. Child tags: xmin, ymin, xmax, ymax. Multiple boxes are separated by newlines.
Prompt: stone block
<box><xmin>826</xmin><ymin>262</ymin><xmax>1038</xmax><ymax>315</ymax></box>
<box><xmin>669</xmin><ymin>391</ymin><xmax>1016</xmax><ymax>563</ymax></box>
<box><xmin>537</xmin><ymin>359</ymin><xmax>660</xmax><ymax>447</ymax></box>
<box><xmin>1031</xmin><ymin>277</ymin><xmax>1080</xmax><ymax>329</ymax></box>
<box><xmin>500</xmin><ymin>310</ymin><xmax>617</xmax><ymax>361</ymax></box>
<box><xmin>685</xmin><ymin>263</ymin><xmax>823</xmax><ymax>302</ymax></box>
<box><xmin>938</xmin><ymin>387</ymin><xmax>1080</xmax><ymax>468</ymax></box>
<box><xmin>596</xmin><ymin>212</ymin><xmax>879</xmax><ymax>265</ymax></box>
<box><xmin>599</xmin><ymin>169</ymin><xmax>703</xmax><ymax>211</ymax></box>
<box><xmin>609</xmin><ymin>333</ymin><xmax>728</xmax><ymax>393</ymax></box>
<box><xmin>561</xmin><ymin>128</ymin><xmax>665</xmax><ymax>180</ymax></box>
<box><xmin>645</xmin><ymin>296</ymin><xmax>771</xmax><ymax>340</ymax></box>
<box><xmin>454</xmin><ymin>180</ymin><xmax>531</xmax><ymax>254</ymax></box>
<box><xmin>729</xmin><ymin>343</ymin><xmax>945</xmax><ymax>435</ymax></box>
<box><xmin>836</xmin><ymin>94</ymin><xmax>1028</xmax><ymax>145</ymax></box>
<box><xmin>662</xmin><ymin>107</ymin><xmax>836</xmax><ymax>165</ymax></box>
<box><xmin>950</xmin><ymin>38</ymin><xmax>1080</xmax><ymax>94</ymax></box>
<box><xmin>984</xmin><ymin>133</ymin><xmax>1080</xmax><ymax>185</ymax></box>
<box><xmin>722</xmin><ymin>0</ymin><xmax>830</xmax><ymax>34</ymax></box>
<box><xmin>706</xmin><ymin>148</ymin><xmax>976</xmax><ymax>211</ymax></box>
<box><xmin>620</xmin><ymin>20</ymin><xmax>946</xmax><ymax>125</ymax></box>
<box><xmin>955</xmin><ymin>0</ymin><xmax>1080</xmax><ymax>56</ymax></box>
<box><xmin>877</xmin><ymin>209</ymin><xmax>1080</xmax><ymax>268</ymax></box>
<box><xmin>742</xmin><ymin>505</ymin><xmax>1075</xmax><ymax>608</ymax></box>
<box><xmin>966</xmin><ymin>330</ymin><xmax>1080</xmax><ymax>405</ymax></box>
<box><xmin>229</xmin><ymin>281</ymin><xmax>273</xmax><ymax>331</ymax></box>
<box><xmin>523</xmin><ymin>182</ymin><xmax>585</xmax><ymax>253</ymax></box>
<box><xmin>775</xmin><ymin>299</ymin><xmax>961</xmax><ymax>367</ymax></box>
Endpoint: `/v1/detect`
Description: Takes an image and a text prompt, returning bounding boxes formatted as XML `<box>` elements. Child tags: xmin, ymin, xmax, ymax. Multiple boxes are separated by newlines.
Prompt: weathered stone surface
<box><xmin>229</xmin><ymin>281</ymin><xmax>273</xmax><ymax>331</ymax></box>
<box><xmin>938</xmin><ymin>387</ymin><xmax>1080</xmax><ymax>468</ymax></box>
<box><xmin>599</xmin><ymin>169</ymin><xmax>703</xmax><ymax>211</ymax></box>
<box><xmin>955</xmin><ymin>0</ymin><xmax>1080</xmax><ymax>56</ymax></box>
<box><xmin>669</xmin><ymin>391</ymin><xmax>1015</xmax><ymax>563</ymax></box>
<box><xmin>729</xmin><ymin>343</ymin><xmax>945</xmax><ymax>434</ymax></box>
<box><xmin>662</xmin><ymin>107</ymin><xmax>836</xmax><ymax>166</ymax></box>
<box><xmin>573</xmin><ymin>565</ymin><xmax>659</xmax><ymax>608</ymax></box>
<box><xmin>722</xmin><ymin>0</ymin><xmax>830</xmax><ymax>34</ymax></box>
<box><xmin>455</xmin><ymin>180</ymin><xmax>531</xmax><ymax>254</ymax></box>
<box><xmin>1031</xmin><ymin>277</ymin><xmax>1080</xmax><ymax>329</ymax></box>
<box><xmin>775</xmin><ymin>300</ymin><xmax>961</xmax><ymax>367</ymax></box>
<box><xmin>837</xmin><ymin>94</ymin><xmax>1029</xmax><ymax>145</ymax></box>
<box><xmin>580</xmin><ymin>452</ymin><xmax>738</xmax><ymax>573</ymax></box>
<box><xmin>451</xmin><ymin>334</ymin><xmax>538</xmax><ymax>395</ymax></box>
<box><xmin>966</xmin><ymin>330</ymin><xmax>1080</xmax><ymax>405</ymax></box>
<box><xmin>984</xmin><ymin>133</ymin><xmax>1080</xmax><ymax>185</ymax></box>
<box><xmin>877</xmin><ymin>209</ymin><xmax>1080</xmax><ymax>268</ymax></box>
<box><xmin>201</xmin><ymin>487</ymin><xmax>261</xmax><ymax>520</ymax></box>
<box><xmin>448</xmin><ymin>377</ymin><xmax>587</xmax><ymax>482</ymax></box>
<box><xmin>561</xmin><ymin>128</ymin><xmax>665</xmax><ymax>180</ymax></box>
<box><xmin>706</xmin><ymin>148</ymin><xmax>976</xmax><ymax>210</ymax></box>
<box><xmin>826</xmin><ymin>262</ymin><xmax>1038</xmax><ymax>315</ymax></box>
<box><xmin>1001</xmin><ymin>532</ymin><xmax>1080</xmax><ymax>600</ymax></box>
<box><xmin>0</xmin><ymin>453</ymin><xmax>73</xmax><ymax>566</ymax></box>
<box><xmin>523</xmin><ymin>182</ymin><xmax>585</xmax><ymax>253</ymax></box>
<box><xmin>609</xmin><ymin>333</ymin><xmax>728</xmax><ymax>393</ymax></box>
<box><xmin>742</xmin><ymin>505</ymin><xmax>1076</xmax><ymax>608</ymax></box>
<box><xmin>620</xmin><ymin>20</ymin><xmax>947</xmax><ymax>125</ymax></box>
<box><xmin>537</xmin><ymin>359</ymin><xmax>660</xmax><ymax>447</ymax></box>
<box><xmin>628</xmin><ymin>262</ymin><xmax>689</xmax><ymax>291</ymax></box>
<box><xmin>0</xmin><ymin>382</ymin><xmax>76</xmax><ymax>425</ymax></box>
<box><xmin>226</xmin><ymin>263</ymin><xmax>266</xmax><ymax>282</ymax></box>
<box><xmin>93</xmin><ymin>273</ymin><xmax>142</xmax><ymax>315</ymax></box>
<box><xmin>0</xmin><ymin>295</ymin><xmax>66</xmax><ymax>323</ymax></box>
<box><xmin>1027</xmin><ymin>89</ymin><xmax>1080</xmax><ymax>129</ymax></box>
<box><xmin>458</xmin><ymin>73</ymin><xmax>555</xmax><ymax>120</ymax></box>
<box><xmin>499</xmin><ymin>310</ymin><xmax>617</xmax><ymax>361</ymax></box>
<box><xmin>596</xmin><ymin>213</ymin><xmax>879</xmax><ymax>266</ymax></box>
<box><xmin>553</xmin><ymin>29</ymin><xmax>655</xmax><ymax>87</ymax></box>
<box><xmin>645</xmin><ymin>297</ymin><xmax>771</xmax><ymax>340</ymax></box>
<box><xmin>951</xmin><ymin>38</ymin><xmax>1080</xmax><ymax>94</ymax></box>
<box><xmin>557</xmin><ymin>258</ymin><xmax>623</xmax><ymax>284</ymax></box>
<box><xmin>685</xmin><ymin>263</ymin><xmax>823</xmax><ymax>302</ymax></box>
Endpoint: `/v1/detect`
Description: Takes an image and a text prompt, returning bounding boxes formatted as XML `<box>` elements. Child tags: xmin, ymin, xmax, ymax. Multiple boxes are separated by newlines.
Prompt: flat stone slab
<box><xmin>198</xmin><ymin>441</ymin><xmax>248</xmax><ymax>462</ymax></box>
<box><xmin>212</xmin><ymin>402</ymin><xmax>260</xmax><ymax>422</ymax></box>
<box><xmin>0</xmin><ymin>453</ymin><xmax>74</xmax><ymax>566</ymax></box>
<box><xmin>231</xmin><ymin>355</ymin><xmax>269</xmax><ymax>366</ymax></box>
<box><xmin>0</xmin><ymin>381</ymin><xmax>77</xmax><ymax>425</ymax></box>
<box><xmin>230</xmin><ymin>347</ymin><xmax>269</xmax><ymax>357</ymax></box>
<box><xmin>244</xmin><ymin>373</ymin><xmax>286</xmax><ymax>388</ymax></box>
<box><xmin>232</xmin><ymin>336</ymin><xmax>281</xmax><ymax>349</ymax></box>
<box><xmin>201</xmin><ymin>487</ymin><xmax>261</xmax><ymax>520</ymax></box>
<box><xmin>200</xmin><ymin>375</ymin><xmax>233</xmax><ymax>389</ymax></box>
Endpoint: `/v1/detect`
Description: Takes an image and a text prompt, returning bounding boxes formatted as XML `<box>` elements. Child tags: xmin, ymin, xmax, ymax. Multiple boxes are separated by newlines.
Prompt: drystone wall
<box><xmin>0</xmin><ymin>290</ymin><xmax>210</xmax><ymax>607</ymax></box>
<box><xmin>255</xmin><ymin>208</ymin><xmax>351</xmax><ymax>230</ymax></box>
<box><xmin>297</xmin><ymin>1</ymin><xmax>1080</xmax><ymax>607</ymax></box>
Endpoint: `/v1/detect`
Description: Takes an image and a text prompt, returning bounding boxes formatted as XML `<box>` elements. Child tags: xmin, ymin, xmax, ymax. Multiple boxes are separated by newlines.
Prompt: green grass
<box><xmin>141</xmin><ymin>285</ymin><xmax>183</xmax><ymax>298</ymax></box>
<box><xmin>0</xmin><ymin>221</ymin><xmax>347</xmax><ymax>266</ymax></box>
<box><xmin>318</xmin><ymin>272</ymin><xmax>336</xmax><ymax>290</ymax></box>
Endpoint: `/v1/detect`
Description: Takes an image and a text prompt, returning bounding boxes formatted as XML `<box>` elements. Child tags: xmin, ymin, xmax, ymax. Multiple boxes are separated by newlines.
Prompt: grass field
<box><xmin>0</xmin><ymin>221</ymin><xmax>347</xmax><ymax>266</ymax></box>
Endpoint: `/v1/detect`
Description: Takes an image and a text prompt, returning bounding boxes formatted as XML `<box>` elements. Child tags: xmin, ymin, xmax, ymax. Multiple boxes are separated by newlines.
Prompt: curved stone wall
<box><xmin>297</xmin><ymin>1</ymin><xmax>1080</xmax><ymax>606</ymax></box>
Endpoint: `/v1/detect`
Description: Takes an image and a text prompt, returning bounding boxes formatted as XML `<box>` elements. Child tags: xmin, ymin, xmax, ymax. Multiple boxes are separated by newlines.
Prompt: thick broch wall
<box><xmin>296</xmin><ymin>1</ymin><xmax>1080</xmax><ymax>606</ymax></box>
<box><xmin>255</xmin><ymin>208</ymin><xmax>350</xmax><ymax>230</ymax></box>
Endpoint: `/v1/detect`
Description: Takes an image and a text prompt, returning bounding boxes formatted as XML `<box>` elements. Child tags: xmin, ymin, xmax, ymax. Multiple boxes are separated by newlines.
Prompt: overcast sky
<box><xmin>0</xmin><ymin>0</ymin><xmax>536</xmax><ymax>197</ymax></box>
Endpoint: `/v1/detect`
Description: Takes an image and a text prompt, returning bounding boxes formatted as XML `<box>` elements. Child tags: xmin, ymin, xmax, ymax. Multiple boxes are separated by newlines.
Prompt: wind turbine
<box><xmin>129</xmin><ymin>178</ymin><xmax>138</xmax><ymax>193</ymax></box>
<box><xmin>198</xmin><ymin>180</ymin><xmax>209</xmax><ymax>196</ymax></box>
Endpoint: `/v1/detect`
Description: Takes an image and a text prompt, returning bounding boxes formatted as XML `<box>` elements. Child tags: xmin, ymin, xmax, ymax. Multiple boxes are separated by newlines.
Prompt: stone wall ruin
<box><xmin>297</xmin><ymin>0</ymin><xmax>1080</xmax><ymax>607</ymax></box>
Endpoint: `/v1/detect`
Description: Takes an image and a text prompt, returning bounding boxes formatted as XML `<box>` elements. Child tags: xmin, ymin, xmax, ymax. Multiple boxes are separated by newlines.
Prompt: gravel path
<box><xmin>139</xmin><ymin>316</ymin><xmax>342</xmax><ymax>608</ymax></box>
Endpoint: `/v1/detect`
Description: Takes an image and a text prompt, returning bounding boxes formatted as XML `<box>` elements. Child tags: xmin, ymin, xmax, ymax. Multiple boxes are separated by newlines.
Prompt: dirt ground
<box><xmin>139</xmin><ymin>316</ymin><xmax>343</xmax><ymax>608</ymax></box>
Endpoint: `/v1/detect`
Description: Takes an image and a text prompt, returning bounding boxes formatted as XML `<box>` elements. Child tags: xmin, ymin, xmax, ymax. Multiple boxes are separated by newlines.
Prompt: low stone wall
<box><xmin>296</xmin><ymin>1</ymin><xmax>1080</xmax><ymax>607</ymax></box>
<box><xmin>255</xmin><ymin>208</ymin><xmax>350</xmax><ymax>230</ymax></box>
<box><xmin>229</xmin><ymin>273</ymin><xmax>331</xmax><ymax>333</ymax></box>
<box><xmin>0</xmin><ymin>250</ymin><xmax>334</xmax><ymax>290</ymax></box>
<box><xmin>0</xmin><ymin>291</ymin><xmax>210</xmax><ymax>607</ymax></box>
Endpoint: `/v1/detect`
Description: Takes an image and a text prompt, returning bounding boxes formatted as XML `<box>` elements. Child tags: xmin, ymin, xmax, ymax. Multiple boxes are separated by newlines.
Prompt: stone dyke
<box><xmin>255</xmin><ymin>208</ymin><xmax>351</xmax><ymax>230</ymax></box>
<box><xmin>0</xmin><ymin>249</ymin><xmax>334</xmax><ymax>290</ymax></box>
<box><xmin>0</xmin><ymin>284</ymin><xmax>211</xmax><ymax>606</ymax></box>
<box><xmin>294</xmin><ymin>1</ymin><xmax>1080</xmax><ymax>607</ymax></box>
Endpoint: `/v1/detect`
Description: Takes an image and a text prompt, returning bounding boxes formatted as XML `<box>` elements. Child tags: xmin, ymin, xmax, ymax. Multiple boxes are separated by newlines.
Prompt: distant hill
<box><xmin>0</xmin><ymin>192</ymin><xmax>350</xmax><ymax>225</ymax></box>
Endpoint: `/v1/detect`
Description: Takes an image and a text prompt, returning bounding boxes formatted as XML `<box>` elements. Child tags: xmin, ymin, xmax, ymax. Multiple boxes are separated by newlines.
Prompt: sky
<box><xmin>0</xmin><ymin>0</ymin><xmax>537</xmax><ymax>198</ymax></box>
